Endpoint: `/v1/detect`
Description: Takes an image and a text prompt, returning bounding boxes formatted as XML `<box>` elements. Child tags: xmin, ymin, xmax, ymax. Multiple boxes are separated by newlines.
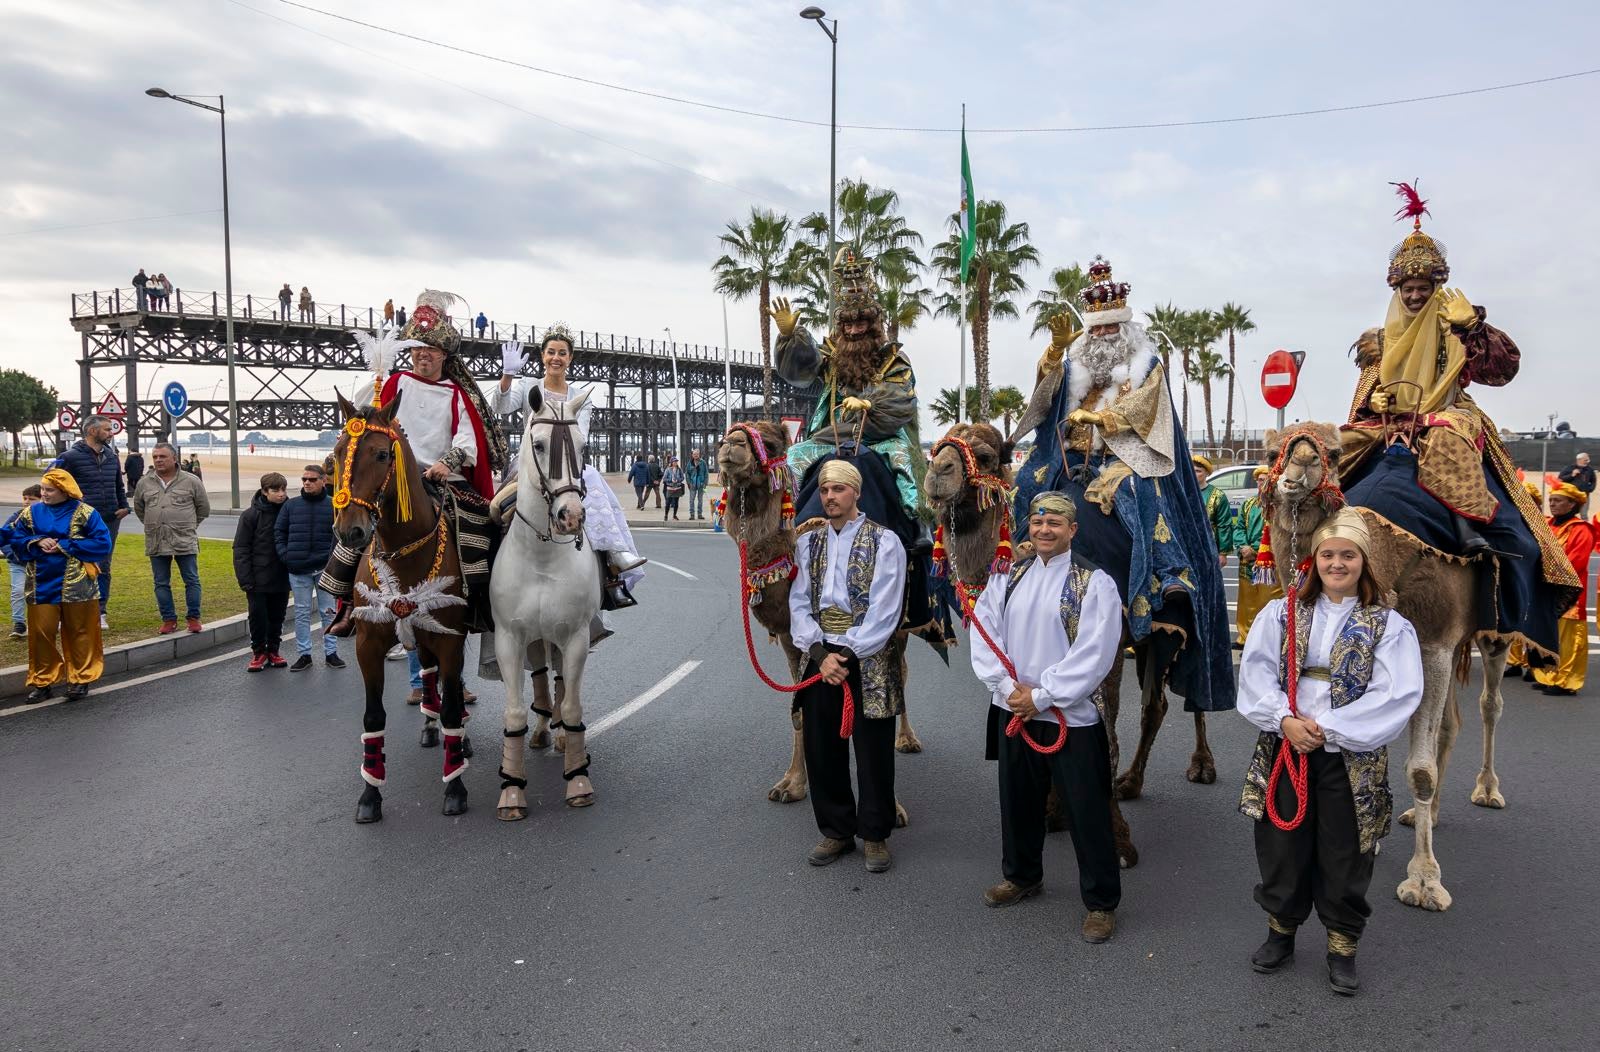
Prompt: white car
<box><xmin>1206</xmin><ymin>464</ymin><xmax>1264</xmax><ymax>511</ymax></box>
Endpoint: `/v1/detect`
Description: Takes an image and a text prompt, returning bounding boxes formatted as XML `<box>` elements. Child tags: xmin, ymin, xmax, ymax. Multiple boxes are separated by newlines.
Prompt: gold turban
<box><xmin>1522</xmin><ymin>480</ymin><xmax>1544</xmax><ymax>503</ymax></box>
<box><xmin>1550</xmin><ymin>481</ymin><xmax>1586</xmax><ymax>504</ymax></box>
<box><xmin>41</xmin><ymin>468</ymin><xmax>81</xmax><ymax>500</ymax></box>
<box><xmin>1029</xmin><ymin>491</ymin><xmax>1077</xmax><ymax>520</ymax></box>
<box><xmin>1192</xmin><ymin>454</ymin><xmax>1214</xmax><ymax>474</ymax></box>
<box><xmin>818</xmin><ymin>460</ymin><xmax>861</xmax><ymax>491</ymax></box>
<box><xmin>1311</xmin><ymin>507</ymin><xmax>1371</xmax><ymax>560</ymax></box>
<box><xmin>1252</xmin><ymin>465</ymin><xmax>1270</xmax><ymax>479</ymax></box>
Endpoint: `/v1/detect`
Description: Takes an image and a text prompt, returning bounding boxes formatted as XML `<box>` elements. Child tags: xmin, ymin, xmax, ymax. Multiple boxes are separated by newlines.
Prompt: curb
<box><xmin>1</xmin><ymin>609</ymin><xmax>253</xmax><ymax>699</ymax></box>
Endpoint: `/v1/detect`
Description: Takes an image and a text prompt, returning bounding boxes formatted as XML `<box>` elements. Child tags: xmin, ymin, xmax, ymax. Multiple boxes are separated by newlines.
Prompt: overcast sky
<box><xmin>4</xmin><ymin>0</ymin><xmax>1598</xmax><ymax>443</ymax></box>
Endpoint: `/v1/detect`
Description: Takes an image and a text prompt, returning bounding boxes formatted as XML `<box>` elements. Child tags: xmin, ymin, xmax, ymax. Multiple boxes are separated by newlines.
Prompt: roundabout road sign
<box><xmin>162</xmin><ymin>381</ymin><xmax>189</xmax><ymax>418</ymax></box>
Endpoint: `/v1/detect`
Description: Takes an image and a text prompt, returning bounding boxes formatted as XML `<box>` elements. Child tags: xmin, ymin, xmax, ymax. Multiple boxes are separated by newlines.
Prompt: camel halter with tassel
<box><xmin>1256</xmin><ymin>424</ymin><xmax>1347</xmax><ymax>831</ymax></box>
<box><xmin>929</xmin><ymin>433</ymin><xmax>1014</xmax><ymax>622</ymax></box>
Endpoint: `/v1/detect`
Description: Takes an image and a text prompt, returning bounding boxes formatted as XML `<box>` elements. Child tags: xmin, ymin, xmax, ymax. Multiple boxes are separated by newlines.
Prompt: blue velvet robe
<box><xmin>1012</xmin><ymin>354</ymin><xmax>1235</xmax><ymax>713</ymax></box>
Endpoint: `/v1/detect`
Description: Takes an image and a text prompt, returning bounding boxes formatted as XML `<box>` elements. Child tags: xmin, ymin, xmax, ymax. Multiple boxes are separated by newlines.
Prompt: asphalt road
<box><xmin>2</xmin><ymin>529</ymin><xmax>1595</xmax><ymax>1051</ymax></box>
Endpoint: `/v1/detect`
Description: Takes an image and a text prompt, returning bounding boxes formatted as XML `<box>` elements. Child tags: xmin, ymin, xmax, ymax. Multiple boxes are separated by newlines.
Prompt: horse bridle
<box><xmin>517</xmin><ymin>415</ymin><xmax>587</xmax><ymax>548</ymax></box>
<box><xmin>332</xmin><ymin>415</ymin><xmax>402</xmax><ymax>516</ymax></box>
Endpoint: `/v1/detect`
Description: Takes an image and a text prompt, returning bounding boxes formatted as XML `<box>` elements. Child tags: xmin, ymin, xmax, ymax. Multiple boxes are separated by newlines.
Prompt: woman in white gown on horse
<box><xmin>490</xmin><ymin>327</ymin><xmax>646</xmax><ymax>607</ymax></box>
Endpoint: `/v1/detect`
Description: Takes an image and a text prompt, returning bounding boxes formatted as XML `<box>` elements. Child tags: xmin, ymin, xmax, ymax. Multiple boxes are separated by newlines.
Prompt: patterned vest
<box><xmin>805</xmin><ymin>519</ymin><xmax>904</xmax><ymax>719</ymax></box>
<box><xmin>1238</xmin><ymin>599</ymin><xmax>1395</xmax><ymax>854</ymax></box>
<box><xmin>1000</xmin><ymin>554</ymin><xmax>1113</xmax><ymax>722</ymax></box>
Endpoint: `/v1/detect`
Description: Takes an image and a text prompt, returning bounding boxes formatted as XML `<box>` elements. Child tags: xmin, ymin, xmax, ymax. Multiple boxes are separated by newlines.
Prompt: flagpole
<box><xmin>957</xmin><ymin>104</ymin><xmax>968</xmax><ymax>425</ymax></box>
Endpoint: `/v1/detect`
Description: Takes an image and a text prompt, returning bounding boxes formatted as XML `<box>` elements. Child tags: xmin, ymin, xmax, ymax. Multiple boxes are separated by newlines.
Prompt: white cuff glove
<box><xmin>500</xmin><ymin>340</ymin><xmax>526</xmax><ymax>376</ymax></box>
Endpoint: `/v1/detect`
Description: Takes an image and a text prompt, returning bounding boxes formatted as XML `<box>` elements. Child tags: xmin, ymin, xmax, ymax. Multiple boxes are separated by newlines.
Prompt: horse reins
<box><xmin>518</xmin><ymin>414</ymin><xmax>588</xmax><ymax>548</ymax></box>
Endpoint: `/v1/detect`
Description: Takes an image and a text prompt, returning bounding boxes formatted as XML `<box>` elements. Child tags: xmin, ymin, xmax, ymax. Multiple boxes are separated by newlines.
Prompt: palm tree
<box><xmin>932</xmin><ymin>387</ymin><xmax>985</xmax><ymax>427</ymax></box>
<box><xmin>879</xmin><ymin>262</ymin><xmax>931</xmax><ymax>346</ymax></box>
<box><xmin>931</xmin><ymin>199</ymin><xmax>1039</xmax><ymax>420</ymax></box>
<box><xmin>989</xmin><ymin>385</ymin><xmax>1026</xmax><ymax>437</ymax></box>
<box><xmin>1179</xmin><ymin>309</ymin><xmax>1223</xmax><ymax>436</ymax></box>
<box><xmin>1186</xmin><ymin>346</ymin><xmax>1233</xmax><ymax>447</ymax></box>
<box><xmin>1215</xmin><ymin>302</ymin><xmax>1255</xmax><ymax>446</ymax></box>
<box><xmin>1027</xmin><ymin>263</ymin><xmax>1090</xmax><ymax>337</ymax></box>
<box><xmin>712</xmin><ymin>208</ymin><xmax>797</xmax><ymax>417</ymax></box>
<box><xmin>1143</xmin><ymin>302</ymin><xmax>1184</xmax><ymax>424</ymax></box>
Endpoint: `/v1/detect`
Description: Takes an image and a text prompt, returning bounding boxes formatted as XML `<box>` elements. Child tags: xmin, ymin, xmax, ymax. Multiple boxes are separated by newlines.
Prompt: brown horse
<box><xmin>333</xmin><ymin>392</ymin><xmax>472</xmax><ymax>823</ymax></box>
<box><xmin>924</xmin><ymin>423</ymin><xmax>1139</xmax><ymax>868</ymax></box>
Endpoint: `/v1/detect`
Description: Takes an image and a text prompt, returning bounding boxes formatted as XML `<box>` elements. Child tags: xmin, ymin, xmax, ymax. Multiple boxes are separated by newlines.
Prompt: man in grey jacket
<box><xmin>131</xmin><ymin>443</ymin><xmax>211</xmax><ymax>633</ymax></box>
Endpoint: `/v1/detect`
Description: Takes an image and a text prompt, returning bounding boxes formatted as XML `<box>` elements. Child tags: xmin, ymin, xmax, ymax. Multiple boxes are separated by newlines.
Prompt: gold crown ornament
<box><xmin>1386</xmin><ymin>181</ymin><xmax>1449</xmax><ymax>289</ymax></box>
<box><xmin>1079</xmin><ymin>255</ymin><xmax>1132</xmax><ymax>325</ymax></box>
<box><xmin>831</xmin><ymin>247</ymin><xmax>881</xmax><ymax>316</ymax></box>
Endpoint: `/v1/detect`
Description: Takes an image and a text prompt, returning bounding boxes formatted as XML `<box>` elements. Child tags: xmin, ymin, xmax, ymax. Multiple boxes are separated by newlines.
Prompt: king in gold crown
<box><xmin>1079</xmin><ymin>254</ymin><xmax>1132</xmax><ymax>325</ymax></box>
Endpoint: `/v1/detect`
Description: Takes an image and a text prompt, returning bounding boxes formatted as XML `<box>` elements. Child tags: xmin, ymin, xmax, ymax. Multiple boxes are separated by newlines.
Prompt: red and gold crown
<box><xmin>1386</xmin><ymin>181</ymin><xmax>1449</xmax><ymax>289</ymax></box>
<box><xmin>1079</xmin><ymin>255</ymin><xmax>1132</xmax><ymax>325</ymax></box>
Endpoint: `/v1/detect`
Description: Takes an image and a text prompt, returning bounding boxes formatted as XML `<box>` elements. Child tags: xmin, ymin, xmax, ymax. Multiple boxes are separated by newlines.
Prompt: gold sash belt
<box><xmin>1299</xmin><ymin>666</ymin><xmax>1331</xmax><ymax>682</ymax></box>
<box><xmin>818</xmin><ymin>607</ymin><xmax>855</xmax><ymax>634</ymax></box>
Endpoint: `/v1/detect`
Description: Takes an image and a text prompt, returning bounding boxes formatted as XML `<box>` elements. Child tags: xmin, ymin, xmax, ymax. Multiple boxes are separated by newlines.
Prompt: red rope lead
<box><xmin>968</xmin><ymin>607</ymin><xmax>1067</xmax><ymax>755</ymax></box>
<box><xmin>738</xmin><ymin>541</ymin><xmax>854</xmax><ymax>738</ymax></box>
<box><xmin>1266</xmin><ymin>579</ymin><xmax>1311</xmax><ymax>831</ymax></box>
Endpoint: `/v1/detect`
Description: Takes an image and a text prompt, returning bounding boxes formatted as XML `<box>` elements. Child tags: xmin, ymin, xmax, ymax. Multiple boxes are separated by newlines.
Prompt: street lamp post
<box><xmin>663</xmin><ymin>327</ymin><xmax>682</xmax><ymax>464</ymax></box>
<box><xmin>800</xmin><ymin>7</ymin><xmax>838</xmax><ymax>319</ymax></box>
<box><xmin>147</xmin><ymin>87</ymin><xmax>240</xmax><ymax>509</ymax></box>
<box><xmin>721</xmin><ymin>297</ymin><xmax>733</xmax><ymax>432</ymax></box>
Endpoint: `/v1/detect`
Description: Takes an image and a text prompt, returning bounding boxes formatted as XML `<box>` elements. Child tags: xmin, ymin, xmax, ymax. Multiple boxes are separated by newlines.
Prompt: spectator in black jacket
<box><xmin>1558</xmin><ymin>452</ymin><xmax>1595</xmax><ymax>502</ymax></box>
<box><xmin>53</xmin><ymin>415</ymin><xmax>129</xmax><ymax>627</ymax></box>
<box><xmin>274</xmin><ymin>464</ymin><xmax>342</xmax><ymax>671</ymax></box>
<box><xmin>125</xmin><ymin>450</ymin><xmax>145</xmax><ymax>490</ymax></box>
<box><xmin>234</xmin><ymin>473</ymin><xmax>290</xmax><ymax>671</ymax></box>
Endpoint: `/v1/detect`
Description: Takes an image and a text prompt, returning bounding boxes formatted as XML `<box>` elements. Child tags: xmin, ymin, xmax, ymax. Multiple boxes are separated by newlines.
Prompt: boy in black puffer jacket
<box><xmin>234</xmin><ymin>473</ymin><xmax>291</xmax><ymax>671</ymax></box>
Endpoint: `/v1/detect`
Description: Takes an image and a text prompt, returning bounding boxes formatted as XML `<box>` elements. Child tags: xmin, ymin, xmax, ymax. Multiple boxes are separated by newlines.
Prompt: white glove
<box><xmin>500</xmin><ymin>340</ymin><xmax>526</xmax><ymax>376</ymax></box>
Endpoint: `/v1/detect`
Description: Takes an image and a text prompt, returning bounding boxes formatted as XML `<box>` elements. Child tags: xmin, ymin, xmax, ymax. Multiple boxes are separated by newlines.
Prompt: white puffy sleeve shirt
<box><xmin>393</xmin><ymin>374</ymin><xmax>476</xmax><ymax>471</ymax></box>
<box><xmin>788</xmin><ymin>515</ymin><xmax>906</xmax><ymax>661</ymax></box>
<box><xmin>1236</xmin><ymin>595</ymin><xmax>1424</xmax><ymax>753</ymax></box>
<box><xmin>968</xmin><ymin>552</ymin><xmax>1122</xmax><ymax>727</ymax></box>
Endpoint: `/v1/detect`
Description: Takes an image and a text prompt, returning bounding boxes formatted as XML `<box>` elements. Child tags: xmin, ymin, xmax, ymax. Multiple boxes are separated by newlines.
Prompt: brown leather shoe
<box><xmin>1081</xmin><ymin>909</ymin><xmax>1116</xmax><ymax>944</ymax></box>
<box><xmin>984</xmin><ymin>879</ymin><xmax>1042</xmax><ymax>908</ymax></box>
<box><xmin>406</xmin><ymin>687</ymin><xmax>424</xmax><ymax>705</ymax></box>
<box><xmin>807</xmin><ymin>836</ymin><xmax>855</xmax><ymax>866</ymax></box>
<box><xmin>864</xmin><ymin>839</ymin><xmax>891</xmax><ymax>873</ymax></box>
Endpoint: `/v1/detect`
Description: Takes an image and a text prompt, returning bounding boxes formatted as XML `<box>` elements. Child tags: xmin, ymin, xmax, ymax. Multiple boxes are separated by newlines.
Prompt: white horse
<box><xmin>491</xmin><ymin>387</ymin><xmax>603</xmax><ymax>817</ymax></box>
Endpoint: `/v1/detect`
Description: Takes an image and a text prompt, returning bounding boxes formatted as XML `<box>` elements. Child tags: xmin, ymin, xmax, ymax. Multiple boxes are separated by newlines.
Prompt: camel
<box><xmin>716</xmin><ymin>420</ymin><xmax>919</xmax><ymax>817</ymax></box>
<box><xmin>925</xmin><ymin>422</ymin><xmax>1139</xmax><ymax>868</ymax></box>
<box><xmin>1264</xmin><ymin>422</ymin><xmax>1511</xmax><ymax>912</ymax></box>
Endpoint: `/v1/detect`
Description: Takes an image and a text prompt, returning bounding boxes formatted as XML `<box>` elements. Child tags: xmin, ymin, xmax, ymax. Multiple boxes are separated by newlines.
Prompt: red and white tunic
<box><xmin>379</xmin><ymin>371</ymin><xmax>494</xmax><ymax>498</ymax></box>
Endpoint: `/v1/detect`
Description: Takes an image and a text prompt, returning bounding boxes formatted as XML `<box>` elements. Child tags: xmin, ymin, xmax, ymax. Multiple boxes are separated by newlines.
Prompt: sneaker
<box><xmin>266</xmin><ymin>652</ymin><xmax>288</xmax><ymax>669</ymax></box>
<box><xmin>325</xmin><ymin>653</ymin><xmax>347</xmax><ymax>669</ymax></box>
<box><xmin>158</xmin><ymin>620</ymin><xmax>178</xmax><ymax>635</ymax></box>
<box><xmin>186</xmin><ymin>617</ymin><xmax>203</xmax><ymax>633</ymax></box>
<box><xmin>247</xmin><ymin>653</ymin><xmax>268</xmax><ymax>673</ymax></box>
<box><xmin>863</xmin><ymin>840</ymin><xmax>892</xmax><ymax>873</ymax></box>
<box><xmin>289</xmin><ymin>655</ymin><xmax>313</xmax><ymax>672</ymax></box>
<box><xmin>386</xmin><ymin>643</ymin><xmax>406</xmax><ymax>661</ymax></box>
<box><xmin>99</xmin><ymin>614</ymin><xmax>110</xmax><ymax>630</ymax></box>
<box><xmin>10</xmin><ymin>622</ymin><xmax>25</xmax><ymax>639</ymax></box>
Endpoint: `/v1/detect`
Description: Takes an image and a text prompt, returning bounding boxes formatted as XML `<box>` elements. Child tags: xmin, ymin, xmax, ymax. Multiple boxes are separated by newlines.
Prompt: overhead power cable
<box><xmin>273</xmin><ymin>1</ymin><xmax>1600</xmax><ymax>134</ymax></box>
<box><xmin>0</xmin><ymin>209</ymin><xmax>222</xmax><ymax>239</ymax></box>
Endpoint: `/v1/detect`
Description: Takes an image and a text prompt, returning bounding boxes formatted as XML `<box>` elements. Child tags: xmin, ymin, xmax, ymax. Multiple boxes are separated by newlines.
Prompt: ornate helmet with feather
<box><xmin>400</xmin><ymin>289</ymin><xmax>463</xmax><ymax>353</ymax></box>
<box><xmin>831</xmin><ymin>247</ymin><xmax>882</xmax><ymax>324</ymax></box>
<box><xmin>1386</xmin><ymin>181</ymin><xmax>1449</xmax><ymax>289</ymax></box>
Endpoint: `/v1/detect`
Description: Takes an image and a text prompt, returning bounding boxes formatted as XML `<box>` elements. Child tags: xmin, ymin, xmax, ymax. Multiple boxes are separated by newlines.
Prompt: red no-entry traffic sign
<box><xmin>1260</xmin><ymin>349</ymin><xmax>1301</xmax><ymax>411</ymax></box>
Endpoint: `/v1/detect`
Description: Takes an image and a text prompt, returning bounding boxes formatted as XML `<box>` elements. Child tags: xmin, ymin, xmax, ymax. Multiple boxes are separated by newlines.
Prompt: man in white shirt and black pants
<box><xmin>970</xmin><ymin>491</ymin><xmax>1124</xmax><ymax>943</ymax></box>
<box><xmin>789</xmin><ymin>460</ymin><xmax>907</xmax><ymax>875</ymax></box>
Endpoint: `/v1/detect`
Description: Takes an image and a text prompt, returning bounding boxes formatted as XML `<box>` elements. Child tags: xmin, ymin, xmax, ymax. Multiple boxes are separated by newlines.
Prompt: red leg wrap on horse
<box><xmin>419</xmin><ymin>666</ymin><xmax>441</xmax><ymax>720</ymax></box>
<box><xmin>442</xmin><ymin>730</ymin><xmax>469</xmax><ymax>783</ymax></box>
<box><xmin>360</xmin><ymin>731</ymin><xmax>386</xmax><ymax>787</ymax></box>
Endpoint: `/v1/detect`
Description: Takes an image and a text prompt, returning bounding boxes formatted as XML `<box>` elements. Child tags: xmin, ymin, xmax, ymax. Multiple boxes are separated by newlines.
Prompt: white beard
<box><xmin>1064</xmin><ymin>323</ymin><xmax>1158</xmax><ymax>448</ymax></box>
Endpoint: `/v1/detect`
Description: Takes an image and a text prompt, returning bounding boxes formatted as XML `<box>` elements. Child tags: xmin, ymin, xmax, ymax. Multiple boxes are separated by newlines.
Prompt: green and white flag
<box><xmin>959</xmin><ymin>113</ymin><xmax>976</xmax><ymax>284</ymax></box>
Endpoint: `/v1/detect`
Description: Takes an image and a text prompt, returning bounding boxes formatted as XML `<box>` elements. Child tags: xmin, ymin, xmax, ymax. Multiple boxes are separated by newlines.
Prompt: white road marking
<box><xmin>1</xmin><ymin>645</ymin><xmax>253</xmax><ymax>718</ymax></box>
<box><xmin>589</xmin><ymin>659</ymin><xmax>700</xmax><ymax>739</ymax></box>
<box><xmin>647</xmin><ymin>559</ymin><xmax>697</xmax><ymax>580</ymax></box>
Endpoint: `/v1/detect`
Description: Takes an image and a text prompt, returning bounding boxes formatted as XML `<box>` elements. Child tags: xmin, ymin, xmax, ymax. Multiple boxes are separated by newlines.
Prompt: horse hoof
<box><xmin>419</xmin><ymin>724</ymin><xmax>440</xmax><ymax>748</ymax></box>
<box><xmin>442</xmin><ymin>781</ymin><xmax>469</xmax><ymax>816</ymax></box>
<box><xmin>895</xmin><ymin>733</ymin><xmax>923</xmax><ymax>754</ymax></box>
<box><xmin>1185</xmin><ymin>757</ymin><xmax>1217</xmax><ymax>784</ymax></box>
<box><xmin>894</xmin><ymin>802</ymin><xmax>910</xmax><ymax>828</ymax></box>
<box><xmin>1114</xmin><ymin>775</ymin><xmax>1143</xmax><ymax>801</ymax></box>
<box><xmin>497</xmin><ymin>806</ymin><xmax>528</xmax><ymax>821</ymax></box>
<box><xmin>1396</xmin><ymin>877</ymin><xmax>1453</xmax><ymax>912</ymax></box>
<box><xmin>355</xmin><ymin>799</ymin><xmax>383</xmax><ymax>824</ymax></box>
<box><xmin>565</xmin><ymin>775</ymin><xmax>594</xmax><ymax>807</ymax></box>
<box><xmin>529</xmin><ymin>730</ymin><xmax>551</xmax><ymax>750</ymax></box>
<box><xmin>1470</xmin><ymin>786</ymin><xmax>1506</xmax><ymax>809</ymax></box>
<box><xmin>461</xmin><ymin>736</ymin><xmax>474</xmax><ymax>760</ymax></box>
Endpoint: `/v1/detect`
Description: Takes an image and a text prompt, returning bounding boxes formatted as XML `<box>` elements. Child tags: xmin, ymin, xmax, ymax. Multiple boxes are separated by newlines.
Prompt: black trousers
<box><xmin>1253</xmin><ymin>748</ymin><xmax>1374</xmax><ymax>941</ymax></box>
<box><xmin>246</xmin><ymin>590</ymin><xmax>289</xmax><ymax>655</ymax></box>
<box><xmin>799</xmin><ymin>647</ymin><xmax>896</xmax><ymax>842</ymax></box>
<box><xmin>994</xmin><ymin>709</ymin><xmax>1120</xmax><ymax>911</ymax></box>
